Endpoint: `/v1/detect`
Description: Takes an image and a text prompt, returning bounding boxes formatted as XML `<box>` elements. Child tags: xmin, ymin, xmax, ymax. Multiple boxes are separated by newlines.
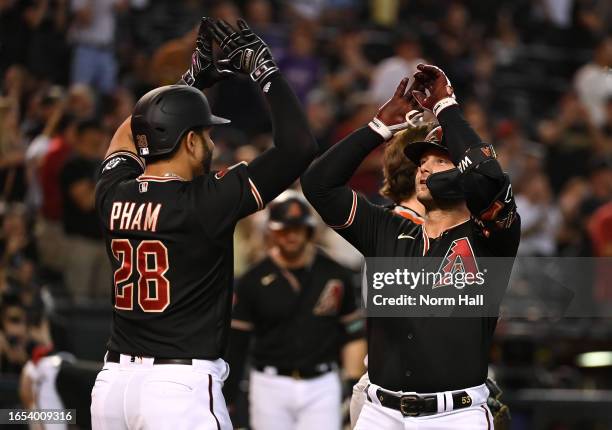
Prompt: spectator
<box><xmin>69</xmin><ymin>0</ymin><xmax>128</xmax><ymax>93</ymax></box>
<box><xmin>59</xmin><ymin>119</ymin><xmax>109</xmax><ymax>300</ymax></box>
<box><xmin>278</xmin><ymin>25</ymin><xmax>321</xmax><ymax>103</ymax></box>
<box><xmin>37</xmin><ymin>114</ymin><xmax>76</xmax><ymax>272</ymax></box>
<box><xmin>539</xmin><ymin>91</ymin><xmax>599</xmax><ymax>192</ymax></box>
<box><xmin>369</xmin><ymin>32</ymin><xmax>423</xmax><ymax>105</ymax></box>
<box><xmin>0</xmin><ymin>293</ymin><xmax>29</xmax><ymax>374</ymax></box>
<box><xmin>245</xmin><ymin>0</ymin><xmax>287</xmax><ymax>60</ymax></box>
<box><xmin>579</xmin><ymin>158</ymin><xmax>612</xmax><ymax>218</ymax></box>
<box><xmin>516</xmin><ymin>172</ymin><xmax>561</xmax><ymax>256</ymax></box>
<box><xmin>574</xmin><ymin>36</ymin><xmax>612</xmax><ymax>127</ymax></box>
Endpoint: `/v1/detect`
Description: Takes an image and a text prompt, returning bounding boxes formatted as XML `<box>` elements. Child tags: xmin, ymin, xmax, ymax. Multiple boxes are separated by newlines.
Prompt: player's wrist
<box><xmin>433</xmin><ymin>97</ymin><xmax>458</xmax><ymax>117</ymax></box>
<box><xmin>368</xmin><ymin>117</ymin><xmax>393</xmax><ymax>141</ymax></box>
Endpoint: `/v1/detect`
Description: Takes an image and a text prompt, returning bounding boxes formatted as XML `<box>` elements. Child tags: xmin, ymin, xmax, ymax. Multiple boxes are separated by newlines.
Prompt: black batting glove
<box><xmin>209</xmin><ymin>18</ymin><xmax>279</xmax><ymax>85</ymax></box>
<box><xmin>180</xmin><ymin>17</ymin><xmax>235</xmax><ymax>90</ymax></box>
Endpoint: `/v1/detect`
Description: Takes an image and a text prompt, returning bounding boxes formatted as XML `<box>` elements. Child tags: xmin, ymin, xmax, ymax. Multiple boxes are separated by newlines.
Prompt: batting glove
<box><xmin>209</xmin><ymin>18</ymin><xmax>279</xmax><ymax>85</ymax></box>
<box><xmin>411</xmin><ymin>64</ymin><xmax>458</xmax><ymax>117</ymax></box>
<box><xmin>369</xmin><ymin>77</ymin><xmax>424</xmax><ymax>141</ymax></box>
<box><xmin>180</xmin><ymin>18</ymin><xmax>235</xmax><ymax>90</ymax></box>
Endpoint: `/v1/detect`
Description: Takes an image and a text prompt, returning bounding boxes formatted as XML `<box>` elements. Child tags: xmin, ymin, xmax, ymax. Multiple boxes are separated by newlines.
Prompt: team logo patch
<box><xmin>102</xmin><ymin>157</ymin><xmax>125</xmax><ymax>172</ymax></box>
<box><xmin>433</xmin><ymin>237</ymin><xmax>479</xmax><ymax>289</ymax></box>
<box><xmin>313</xmin><ymin>279</ymin><xmax>344</xmax><ymax>316</ymax></box>
<box><xmin>136</xmin><ymin>134</ymin><xmax>149</xmax><ymax>156</ymax></box>
<box><xmin>138</xmin><ymin>182</ymin><xmax>149</xmax><ymax>193</ymax></box>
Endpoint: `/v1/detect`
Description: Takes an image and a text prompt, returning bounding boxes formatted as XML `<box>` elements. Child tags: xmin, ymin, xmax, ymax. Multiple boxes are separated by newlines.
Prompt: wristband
<box><xmin>368</xmin><ymin>117</ymin><xmax>393</xmax><ymax>140</ymax></box>
<box><xmin>433</xmin><ymin>97</ymin><xmax>458</xmax><ymax>117</ymax></box>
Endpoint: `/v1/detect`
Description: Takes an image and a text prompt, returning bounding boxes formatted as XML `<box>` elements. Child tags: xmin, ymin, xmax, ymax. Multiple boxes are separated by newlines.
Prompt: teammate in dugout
<box><xmin>302</xmin><ymin>64</ymin><xmax>520</xmax><ymax>429</ymax></box>
<box><xmin>223</xmin><ymin>191</ymin><xmax>366</xmax><ymax>430</ymax></box>
<box><xmin>90</xmin><ymin>18</ymin><xmax>318</xmax><ymax>430</ymax></box>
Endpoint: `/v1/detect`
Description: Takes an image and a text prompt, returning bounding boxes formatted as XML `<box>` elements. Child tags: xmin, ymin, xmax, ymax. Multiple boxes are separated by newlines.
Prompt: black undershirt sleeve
<box><xmin>247</xmin><ymin>73</ymin><xmax>318</xmax><ymax>204</ymax></box>
<box><xmin>302</xmin><ymin>127</ymin><xmax>401</xmax><ymax>255</ymax></box>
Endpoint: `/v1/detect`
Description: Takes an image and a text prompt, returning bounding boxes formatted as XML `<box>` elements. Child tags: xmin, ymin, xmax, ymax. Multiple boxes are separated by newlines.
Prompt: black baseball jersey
<box><xmin>232</xmin><ymin>250</ymin><xmax>362</xmax><ymax>369</ymax></box>
<box><xmin>302</xmin><ymin>105</ymin><xmax>521</xmax><ymax>393</ymax></box>
<box><xmin>339</xmin><ymin>193</ymin><xmax>519</xmax><ymax>392</ymax></box>
<box><xmin>95</xmin><ymin>151</ymin><xmax>264</xmax><ymax>359</ymax></box>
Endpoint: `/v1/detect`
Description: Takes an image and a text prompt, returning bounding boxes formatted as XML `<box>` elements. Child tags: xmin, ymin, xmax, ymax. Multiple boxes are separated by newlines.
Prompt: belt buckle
<box><xmin>399</xmin><ymin>395</ymin><xmax>421</xmax><ymax>417</ymax></box>
<box><xmin>291</xmin><ymin>369</ymin><xmax>301</xmax><ymax>380</ymax></box>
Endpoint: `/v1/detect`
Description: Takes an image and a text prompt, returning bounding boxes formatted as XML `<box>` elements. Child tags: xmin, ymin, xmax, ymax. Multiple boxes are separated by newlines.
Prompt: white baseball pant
<box><xmin>91</xmin><ymin>353</ymin><xmax>232</xmax><ymax>430</ymax></box>
<box><xmin>354</xmin><ymin>382</ymin><xmax>494</xmax><ymax>430</ymax></box>
<box><xmin>349</xmin><ymin>372</ymin><xmax>369</xmax><ymax>429</ymax></box>
<box><xmin>249</xmin><ymin>369</ymin><xmax>342</xmax><ymax>430</ymax></box>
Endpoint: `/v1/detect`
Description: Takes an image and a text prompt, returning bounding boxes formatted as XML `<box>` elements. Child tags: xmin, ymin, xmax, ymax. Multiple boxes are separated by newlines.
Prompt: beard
<box><xmin>201</xmin><ymin>151</ymin><xmax>212</xmax><ymax>174</ymax></box>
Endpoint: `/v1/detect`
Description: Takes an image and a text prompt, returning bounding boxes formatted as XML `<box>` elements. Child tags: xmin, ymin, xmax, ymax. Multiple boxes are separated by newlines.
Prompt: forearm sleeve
<box><xmin>248</xmin><ymin>73</ymin><xmax>318</xmax><ymax>203</ymax></box>
<box><xmin>301</xmin><ymin>126</ymin><xmax>383</xmax><ymax>226</ymax></box>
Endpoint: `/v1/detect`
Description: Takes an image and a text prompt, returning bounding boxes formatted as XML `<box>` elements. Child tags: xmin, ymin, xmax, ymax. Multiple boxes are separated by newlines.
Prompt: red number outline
<box><xmin>111</xmin><ymin>239</ymin><xmax>134</xmax><ymax>310</ymax></box>
<box><xmin>110</xmin><ymin>239</ymin><xmax>170</xmax><ymax>313</ymax></box>
<box><xmin>136</xmin><ymin>241</ymin><xmax>170</xmax><ymax>312</ymax></box>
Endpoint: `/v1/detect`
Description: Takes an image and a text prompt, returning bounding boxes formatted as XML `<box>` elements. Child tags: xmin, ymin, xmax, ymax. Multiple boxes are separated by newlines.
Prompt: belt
<box><xmin>106</xmin><ymin>350</ymin><xmax>193</xmax><ymax>365</ymax></box>
<box><xmin>375</xmin><ymin>388</ymin><xmax>473</xmax><ymax>417</ymax></box>
<box><xmin>254</xmin><ymin>362</ymin><xmax>336</xmax><ymax>379</ymax></box>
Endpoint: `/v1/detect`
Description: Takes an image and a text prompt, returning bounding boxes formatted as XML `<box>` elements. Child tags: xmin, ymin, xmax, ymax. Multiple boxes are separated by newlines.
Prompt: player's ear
<box><xmin>184</xmin><ymin>130</ymin><xmax>199</xmax><ymax>157</ymax></box>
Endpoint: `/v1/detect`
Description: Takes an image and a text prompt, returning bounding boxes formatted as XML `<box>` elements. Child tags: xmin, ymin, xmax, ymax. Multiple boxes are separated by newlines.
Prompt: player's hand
<box><xmin>411</xmin><ymin>64</ymin><xmax>457</xmax><ymax>117</ymax></box>
<box><xmin>180</xmin><ymin>17</ymin><xmax>235</xmax><ymax>90</ymax></box>
<box><xmin>209</xmin><ymin>18</ymin><xmax>279</xmax><ymax>85</ymax></box>
<box><xmin>368</xmin><ymin>77</ymin><xmax>425</xmax><ymax>141</ymax></box>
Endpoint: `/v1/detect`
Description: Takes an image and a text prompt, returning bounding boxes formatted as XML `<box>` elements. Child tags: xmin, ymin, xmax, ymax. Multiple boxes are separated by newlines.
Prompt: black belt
<box><xmin>254</xmin><ymin>362</ymin><xmax>336</xmax><ymax>379</ymax></box>
<box><xmin>106</xmin><ymin>350</ymin><xmax>193</xmax><ymax>365</ymax></box>
<box><xmin>375</xmin><ymin>388</ymin><xmax>473</xmax><ymax>417</ymax></box>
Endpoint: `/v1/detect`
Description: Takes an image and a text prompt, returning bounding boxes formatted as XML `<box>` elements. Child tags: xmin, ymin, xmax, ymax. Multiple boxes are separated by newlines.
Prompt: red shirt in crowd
<box><xmin>39</xmin><ymin>136</ymin><xmax>71</xmax><ymax>221</ymax></box>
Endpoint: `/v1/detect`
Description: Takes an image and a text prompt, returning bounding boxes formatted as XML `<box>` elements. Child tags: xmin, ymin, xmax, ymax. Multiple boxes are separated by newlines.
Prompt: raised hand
<box><xmin>411</xmin><ymin>64</ymin><xmax>457</xmax><ymax>116</ymax></box>
<box><xmin>368</xmin><ymin>77</ymin><xmax>425</xmax><ymax>141</ymax></box>
<box><xmin>180</xmin><ymin>17</ymin><xmax>235</xmax><ymax>90</ymax></box>
<box><xmin>209</xmin><ymin>18</ymin><xmax>279</xmax><ymax>85</ymax></box>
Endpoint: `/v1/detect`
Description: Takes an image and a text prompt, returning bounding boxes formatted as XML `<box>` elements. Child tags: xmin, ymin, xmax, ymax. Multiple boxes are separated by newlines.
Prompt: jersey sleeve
<box><xmin>327</xmin><ymin>192</ymin><xmax>406</xmax><ymax>257</ymax></box>
<box><xmin>95</xmin><ymin>151</ymin><xmax>145</xmax><ymax>219</ymax></box>
<box><xmin>192</xmin><ymin>162</ymin><xmax>264</xmax><ymax>239</ymax></box>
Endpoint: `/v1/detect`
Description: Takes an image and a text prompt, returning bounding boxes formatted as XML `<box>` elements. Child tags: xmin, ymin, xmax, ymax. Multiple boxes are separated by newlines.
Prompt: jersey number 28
<box><xmin>111</xmin><ymin>239</ymin><xmax>170</xmax><ymax>312</ymax></box>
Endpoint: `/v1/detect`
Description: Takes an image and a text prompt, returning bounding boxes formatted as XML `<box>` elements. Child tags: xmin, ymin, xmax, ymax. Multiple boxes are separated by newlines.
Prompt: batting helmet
<box><xmin>268</xmin><ymin>191</ymin><xmax>317</xmax><ymax>232</ymax></box>
<box><xmin>403</xmin><ymin>126</ymin><xmax>464</xmax><ymax>201</ymax></box>
<box><xmin>131</xmin><ymin>85</ymin><xmax>230</xmax><ymax>159</ymax></box>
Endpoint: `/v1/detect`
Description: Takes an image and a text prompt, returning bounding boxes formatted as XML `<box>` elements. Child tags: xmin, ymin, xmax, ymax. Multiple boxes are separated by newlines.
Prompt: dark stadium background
<box><xmin>0</xmin><ymin>0</ymin><xmax>611</xmax><ymax>429</ymax></box>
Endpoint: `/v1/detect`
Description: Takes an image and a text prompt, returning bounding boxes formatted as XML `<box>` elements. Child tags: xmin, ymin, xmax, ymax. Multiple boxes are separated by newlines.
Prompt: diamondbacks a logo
<box><xmin>313</xmin><ymin>279</ymin><xmax>344</xmax><ymax>316</ymax></box>
<box><xmin>433</xmin><ymin>237</ymin><xmax>479</xmax><ymax>289</ymax></box>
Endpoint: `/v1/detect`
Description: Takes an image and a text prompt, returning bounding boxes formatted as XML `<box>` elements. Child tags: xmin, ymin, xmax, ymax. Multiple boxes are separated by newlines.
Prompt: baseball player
<box><xmin>223</xmin><ymin>191</ymin><xmax>366</xmax><ymax>430</ymax></box>
<box><xmin>349</xmin><ymin>123</ymin><xmax>511</xmax><ymax>428</ymax></box>
<box><xmin>90</xmin><ymin>18</ymin><xmax>317</xmax><ymax>430</ymax></box>
<box><xmin>302</xmin><ymin>65</ymin><xmax>520</xmax><ymax>429</ymax></box>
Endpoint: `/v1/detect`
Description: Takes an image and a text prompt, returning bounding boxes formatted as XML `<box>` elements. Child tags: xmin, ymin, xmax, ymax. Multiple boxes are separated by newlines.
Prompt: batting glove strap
<box><xmin>368</xmin><ymin>118</ymin><xmax>394</xmax><ymax>141</ymax></box>
<box><xmin>369</xmin><ymin>110</ymin><xmax>425</xmax><ymax>141</ymax></box>
<box><xmin>250</xmin><ymin>59</ymin><xmax>279</xmax><ymax>84</ymax></box>
<box><xmin>433</xmin><ymin>97</ymin><xmax>458</xmax><ymax>117</ymax></box>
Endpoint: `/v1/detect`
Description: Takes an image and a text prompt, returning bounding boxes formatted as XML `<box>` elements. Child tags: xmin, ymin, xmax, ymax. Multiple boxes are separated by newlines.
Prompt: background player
<box><xmin>224</xmin><ymin>191</ymin><xmax>366</xmax><ymax>430</ymax></box>
<box><xmin>302</xmin><ymin>65</ymin><xmax>520</xmax><ymax>428</ymax></box>
<box><xmin>90</xmin><ymin>18</ymin><xmax>317</xmax><ymax>430</ymax></box>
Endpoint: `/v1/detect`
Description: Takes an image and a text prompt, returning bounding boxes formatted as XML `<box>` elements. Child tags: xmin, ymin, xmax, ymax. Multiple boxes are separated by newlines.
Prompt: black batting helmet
<box><xmin>131</xmin><ymin>85</ymin><xmax>230</xmax><ymax>159</ymax></box>
<box><xmin>268</xmin><ymin>191</ymin><xmax>317</xmax><ymax>232</ymax></box>
<box><xmin>403</xmin><ymin>125</ymin><xmax>447</xmax><ymax>165</ymax></box>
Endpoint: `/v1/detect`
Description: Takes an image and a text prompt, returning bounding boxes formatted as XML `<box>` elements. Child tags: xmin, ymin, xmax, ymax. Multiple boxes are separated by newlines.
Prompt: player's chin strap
<box><xmin>369</xmin><ymin>110</ymin><xmax>424</xmax><ymax>141</ymax></box>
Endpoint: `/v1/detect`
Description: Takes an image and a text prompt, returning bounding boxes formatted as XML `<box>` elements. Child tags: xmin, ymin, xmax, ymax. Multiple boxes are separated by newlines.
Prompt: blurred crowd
<box><xmin>0</xmin><ymin>0</ymin><xmax>611</xmax><ymax>383</ymax></box>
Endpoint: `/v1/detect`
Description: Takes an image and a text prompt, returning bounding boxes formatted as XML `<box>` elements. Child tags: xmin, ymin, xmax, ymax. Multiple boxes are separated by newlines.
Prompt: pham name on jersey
<box><xmin>110</xmin><ymin>202</ymin><xmax>162</xmax><ymax>232</ymax></box>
